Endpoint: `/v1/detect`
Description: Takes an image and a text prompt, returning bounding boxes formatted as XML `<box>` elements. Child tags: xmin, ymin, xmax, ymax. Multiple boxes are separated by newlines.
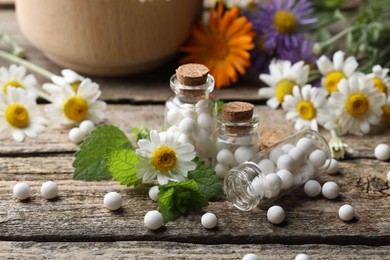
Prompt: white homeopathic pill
<box><xmin>289</xmin><ymin>147</ymin><xmax>307</xmax><ymax>165</ymax></box>
<box><xmin>197</xmin><ymin>113</ymin><xmax>213</xmax><ymax>130</ymax></box>
<box><xmin>322</xmin><ymin>181</ymin><xmax>339</xmax><ymax>199</ymax></box>
<box><xmin>166</xmin><ymin>109</ymin><xmax>182</xmax><ymax>125</ymax></box>
<box><xmin>242</xmin><ymin>253</ymin><xmax>259</xmax><ymax>260</ymax></box>
<box><xmin>148</xmin><ymin>186</ymin><xmax>159</xmax><ymax>202</ymax></box>
<box><xmin>326</xmin><ymin>158</ymin><xmax>339</xmax><ymax>174</ymax></box>
<box><xmin>13</xmin><ymin>182</ymin><xmax>31</xmax><ymax>200</ymax></box>
<box><xmin>269</xmin><ymin>147</ymin><xmax>285</xmax><ymax>164</ymax></box>
<box><xmin>235</xmin><ymin>146</ymin><xmax>255</xmax><ymax>164</ymax></box>
<box><xmin>214</xmin><ymin>163</ymin><xmax>230</xmax><ymax>179</ymax></box>
<box><xmin>281</xmin><ymin>143</ymin><xmax>295</xmax><ymax>153</ymax></box>
<box><xmin>217</xmin><ymin>149</ymin><xmax>234</xmax><ymax>165</ymax></box>
<box><xmin>276</xmin><ymin>169</ymin><xmax>294</xmax><ymax>190</ymax></box>
<box><xmin>144</xmin><ymin>210</ymin><xmax>164</xmax><ymax>230</ymax></box>
<box><xmin>374</xmin><ymin>143</ymin><xmax>390</xmax><ymax>161</ymax></box>
<box><xmin>296</xmin><ymin>137</ymin><xmax>314</xmax><ymax>155</ymax></box>
<box><xmin>267</xmin><ymin>205</ymin><xmax>285</xmax><ymax>224</ymax></box>
<box><xmin>277</xmin><ymin>154</ymin><xmax>295</xmax><ymax>171</ymax></box>
<box><xmin>304</xmin><ymin>180</ymin><xmax>321</xmax><ymax>197</ymax></box>
<box><xmin>338</xmin><ymin>204</ymin><xmax>355</xmax><ymax>221</ymax></box>
<box><xmin>201</xmin><ymin>212</ymin><xmax>218</xmax><ymax>229</ymax></box>
<box><xmin>265</xmin><ymin>173</ymin><xmax>282</xmax><ymax>191</ymax></box>
<box><xmin>79</xmin><ymin>120</ymin><xmax>95</xmax><ymax>135</ymax></box>
<box><xmin>40</xmin><ymin>181</ymin><xmax>59</xmax><ymax>199</ymax></box>
<box><xmin>295</xmin><ymin>253</ymin><xmax>311</xmax><ymax>260</ymax></box>
<box><xmin>178</xmin><ymin>117</ymin><xmax>197</xmax><ymax>135</ymax></box>
<box><xmin>103</xmin><ymin>192</ymin><xmax>122</xmax><ymax>211</ymax></box>
<box><xmin>258</xmin><ymin>159</ymin><xmax>275</xmax><ymax>174</ymax></box>
<box><xmin>387</xmin><ymin>171</ymin><xmax>390</xmax><ymax>182</ymax></box>
<box><xmin>309</xmin><ymin>149</ymin><xmax>326</xmax><ymax>168</ymax></box>
<box><xmin>68</xmin><ymin>127</ymin><xmax>85</xmax><ymax>143</ymax></box>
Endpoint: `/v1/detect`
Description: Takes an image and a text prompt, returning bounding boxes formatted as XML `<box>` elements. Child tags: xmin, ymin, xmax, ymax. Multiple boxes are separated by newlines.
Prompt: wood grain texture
<box><xmin>0</xmin><ymin>242</ymin><xmax>389</xmax><ymax>259</ymax></box>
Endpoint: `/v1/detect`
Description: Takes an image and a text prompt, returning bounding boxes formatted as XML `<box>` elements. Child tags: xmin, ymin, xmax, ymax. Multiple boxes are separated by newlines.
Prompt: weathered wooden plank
<box><xmin>0</xmin><ymin>156</ymin><xmax>388</xmax><ymax>244</ymax></box>
<box><xmin>0</xmin><ymin>241</ymin><xmax>389</xmax><ymax>260</ymax></box>
<box><xmin>0</xmin><ymin>9</ymin><xmax>262</xmax><ymax>102</ymax></box>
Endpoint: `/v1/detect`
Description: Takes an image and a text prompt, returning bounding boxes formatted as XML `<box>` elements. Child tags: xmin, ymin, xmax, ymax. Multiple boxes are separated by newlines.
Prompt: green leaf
<box><xmin>188</xmin><ymin>158</ymin><xmax>224</xmax><ymax>200</ymax></box>
<box><xmin>73</xmin><ymin>124</ymin><xmax>132</xmax><ymax>180</ymax></box>
<box><xmin>131</xmin><ymin>127</ymin><xmax>150</xmax><ymax>142</ymax></box>
<box><xmin>157</xmin><ymin>180</ymin><xmax>208</xmax><ymax>223</ymax></box>
<box><xmin>107</xmin><ymin>149</ymin><xmax>142</xmax><ymax>187</ymax></box>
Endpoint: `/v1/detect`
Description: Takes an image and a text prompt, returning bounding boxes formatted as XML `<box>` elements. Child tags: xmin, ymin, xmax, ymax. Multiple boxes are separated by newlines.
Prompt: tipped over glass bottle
<box><xmin>164</xmin><ymin>63</ymin><xmax>216</xmax><ymax>164</ymax></box>
<box><xmin>224</xmin><ymin>129</ymin><xmax>331</xmax><ymax>211</ymax></box>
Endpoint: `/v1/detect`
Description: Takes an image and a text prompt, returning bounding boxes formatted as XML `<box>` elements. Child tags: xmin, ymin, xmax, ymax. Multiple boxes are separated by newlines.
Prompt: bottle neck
<box><xmin>170</xmin><ymin>74</ymin><xmax>215</xmax><ymax>102</ymax></box>
<box><xmin>217</xmin><ymin>114</ymin><xmax>259</xmax><ymax>137</ymax></box>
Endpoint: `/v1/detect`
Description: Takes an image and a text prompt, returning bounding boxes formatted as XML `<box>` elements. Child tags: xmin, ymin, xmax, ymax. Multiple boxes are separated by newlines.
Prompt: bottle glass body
<box><xmin>224</xmin><ymin>129</ymin><xmax>331</xmax><ymax>211</ymax></box>
<box><xmin>213</xmin><ymin>114</ymin><xmax>260</xmax><ymax>178</ymax></box>
<box><xmin>164</xmin><ymin>74</ymin><xmax>216</xmax><ymax>164</ymax></box>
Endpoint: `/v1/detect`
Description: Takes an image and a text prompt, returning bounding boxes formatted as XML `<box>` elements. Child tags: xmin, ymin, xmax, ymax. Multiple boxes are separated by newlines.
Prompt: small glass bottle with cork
<box><xmin>213</xmin><ymin>101</ymin><xmax>260</xmax><ymax>178</ymax></box>
<box><xmin>164</xmin><ymin>63</ymin><xmax>216</xmax><ymax>164</ymax></box>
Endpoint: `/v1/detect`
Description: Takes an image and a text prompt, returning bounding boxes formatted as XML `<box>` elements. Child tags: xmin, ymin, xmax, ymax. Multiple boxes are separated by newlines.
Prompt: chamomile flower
<box><xmin>259</xmin><ymin>59</ymin><xmax>310</xmax><ymax>109</ymax></box>
<box><xmin>44</xmin><ymin>78</ymin><xmax>106</xmax><ymax>126</ymax></box>
<box><xmin>43</xmin><ymin>69</ymin><xmax>85</xmax><ymax>97</ymax></box>
<box><xmin>382</xmin><ymin>95</ymin><xmax>390</xmax><ymax>124</ymax></box>
<box><xmin>316</xmin><ymin>50</ymin><xmax>358</xmax><ymax>93</ymax></box>
<box><xmin>282</xmin><ymin>85</ymin><xmax>328</xmax><ymax>131</ymax></box>
<box><xmin>325</xmin><ymin>74</ymin><xmax>386</xmax><ymax>135</ymax></box>
<box><xmin>365</xmin><ymin>65</ymin><xmax>390</xmax><ymax>95</ymax></box>
<box><xmin>0</xmin><ymin>65</ymin><xmax>37</xmax><ymax>95</ymax></box>
<box><xmin>0</xmin><ymin>87</ymin><xmax>46</xmax><ymax>142</ymax></box>
<box><xmin>136</xmin><ymin>130</ymin><xmax>197</xmax><ymax>185</ymax></box>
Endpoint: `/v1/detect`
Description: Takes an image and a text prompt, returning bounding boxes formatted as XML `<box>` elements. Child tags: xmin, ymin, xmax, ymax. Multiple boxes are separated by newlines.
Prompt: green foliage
<box><xmin>73</xmin><ymin>125</ymin><xmax>132</xmax><ymax>180</ymax></box>
<box><xmin>188</xmin><ymin>158</ymin><xmax>224</xmax><ymax>200</ymax></box>
<box><xmin>132</xmin><ymin>127</ymin><xmax>150</xmax><ymax>143</ymax></box>
<box><xmin>157</xmin><ymin>180</ymin><xmax>208</xmax><ymax>223</ymax></box>
<box><xmin>107</xmin><ymin>149</ymin><xmax>142</xmax><ymax>186</ymax></box>
<box><xmin>216</xmin><ymin>99</ymin><xmax>224</xmax><ymax>114</ymax></box>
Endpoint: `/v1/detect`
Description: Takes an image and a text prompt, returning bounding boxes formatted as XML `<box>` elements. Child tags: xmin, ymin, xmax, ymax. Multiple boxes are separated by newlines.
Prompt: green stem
<box><xmin>319</xmin><ymin>25</ymin><xmax>359</xmax><ymax>49</ymax></box>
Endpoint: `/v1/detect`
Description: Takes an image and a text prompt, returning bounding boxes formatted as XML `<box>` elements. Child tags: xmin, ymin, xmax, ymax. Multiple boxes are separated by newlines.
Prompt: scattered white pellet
<box><xmin>338</xmin><ymin>204</ymin><xmax>355</xmax><ymax>221</ymax></box>
<box><xmin>197</xmin><ymin>113</ymin><xmax>213</xmax><ymax>130</ymax></box>
<box><xmin>326</xmin><ymin>158</ymin><xmax>339</xmax><ymax>174</ymax></box>
<box><xmin>295</xmin><ymin>253</ymin><xmax>310</xmax><ymax>260</ymax></box>
<box><xmin>277</xmin><ymin>154</ymin><xmax>295</xmax><ymax>171</ymax></box>
<box><xmin>217</xmin><ymin>149</ymin><xmax>234</xmax><ymax>165</ymax></box>
<box><xmin>309</xmin><ymin>149</ymin><xmax>326</xmax><ymax>168</ymax></box>
<box><xmin>214</xmin><ymin>163</ymin><xmax>230</xmax><ymax>179</ymax></box>
<box><xmin>68</xmin><ymin>127</ymin><xmax>85</xmax><ymax>143</ymax></box>
<box><xmin>178</xmin><ymin>118</ymin><xmax>197</xmax><ymax>135</ymax></box>
<box><xmin>374</xmin><ymin>143</ymin><xmax>390</xmax><ymax>161</ymax></box>
<box><xmin>296</xmin><ymin>137</ymin><xmax>314</xmax><ymax>155</ymax></box>
<box><xmin>79</xmin><ymin>120</ymin><xmax>95</xmax><ymax>135</ymax></box>
<box><xmin>166</xmin><ymin>109</ymin><xmax>182</xmax><ymax>125</ymax></box>
<box><xmin>258</xmin><ymin>159</ymin><xmax>275</xmax><ymax>174</ymax></box>
<box><xmin>387</xmin><ymin>171</ymin><xmax>390</xmax><ymax>182</ymax></box>
<box><xmin>13</xmin><ymin>182</ymin><xmax>31</xmax><ymax>200</ymax></box>
<box><xmin>269</xmin><ymin>147</ymin><xmax>285</xmax><ymax>164</ymax></box>
<box><xmin>148</xmin><ymin>186</ymin><xmax>159</xmax><ymax>202</ymax></box>
<box><xmin>201</xmin><ymin>212</ymin><xmax>218</xmax><ymax>229</ymax></box>
<box><xmin>276</xmin><ymin>169</ymin><xmax>294</xmax><ymax>190</ymax></box>
<box><xmin>144</xmin><ymin>210</ymin><xmax>164</xmax><ymax>230</ymax></box>
<box><xmin>289</xmin><ymin>147</ymin><xmax>306</xmax><ymax>165</ymax></box>
<box><xmin>281</xmin><ymin>143</ymin><xmax>295</xmax><ymax>153</ymax></box>
<box><xmin>304</xmin><ymin>180</ymin><xmax>321</xmax><ymax>198</ymax></box>
<box><xmin>235</xmin><ymin>146</ymin><xmax>255</xmax><ymax>164</ymax></box>
<box><xmin>267</xmin><ymin>205</ymin><xmax>285</xmax><ymax>224</ymax></box>
<box><xmin>322</xmin><ymin>181</ymin><xmax>339</xmax><ymax>199</ymax></box>
<box><xmin>242</xmin><ymin>253</ymin><xmax>259</xmax><ymax>260</ymax></box>
<box><xmin>40</xmin><ymin>181</ymin><xmax>58</xmax><ymax>199</ymax></box>
<box><xmin>103</xmin><ymin>192</ymin><xmax>122</xmax><ymax>211</ymax></box>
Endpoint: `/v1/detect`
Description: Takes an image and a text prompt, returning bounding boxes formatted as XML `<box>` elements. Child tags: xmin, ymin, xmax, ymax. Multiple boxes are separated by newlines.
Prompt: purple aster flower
<box><xmin>278</xmin><ymin>37</ymin><xmax>317</xmax><ymax>68</ymax></box>
<box><xmin>251</xmin><ymin>0</ymin><xmax>317</xmax><ymax>53</ymax></box>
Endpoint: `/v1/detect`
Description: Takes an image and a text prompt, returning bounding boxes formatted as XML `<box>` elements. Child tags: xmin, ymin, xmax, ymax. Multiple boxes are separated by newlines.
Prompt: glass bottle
<box><xmin>213</xmin><ymin>101</ymin><xmax>260</xmax><ymax>178</ymax></box>
<box><xmin>164</xmin><ymin>64</ymin><xmax>216</xmax><ymax>164</ymax></box>
<box><xmin>224</xmin><ymin>129</ymin><xmax>331</xmax><ymax>211</ymax></box>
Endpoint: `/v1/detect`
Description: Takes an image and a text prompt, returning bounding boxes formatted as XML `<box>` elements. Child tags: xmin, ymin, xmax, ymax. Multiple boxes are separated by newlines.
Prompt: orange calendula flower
<box><xmin>180</xmin><ymin>4</ymin><xmax>255</xmax><ymax>88</ymax></box>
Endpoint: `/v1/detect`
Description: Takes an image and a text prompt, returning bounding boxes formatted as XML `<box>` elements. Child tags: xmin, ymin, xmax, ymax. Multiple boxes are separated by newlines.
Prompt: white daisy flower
<box><xmin>44</xmin><ymin>69</ymin><xmax>85</xmax><ymax>97</ymax></box>
<box><xmin>382</xmin><ymin>94</ymin><xmax>390</xmax><ymax>124</ymax></box>
<box><xmin>316</xmin><ymin>50</ymin><xmax>358</xmax><ymax>93</ymax></box>
<box><xmin>325</xmin><ymin>74</ymin><xmax>386</xmax><ymax>135</ymax></box>
<box><xmin>282</xmin><ymin>85</ymin><xmax>329</xmax><ymax>131</ymax></box>
<box><xmin>0</xmin><ymin>64</ymin><xmax>38</xmax><ymax>96</ymax></box>
<box><xmin>44</xmin><ymin>78</ymin><xmax>106</xmax><ymax>126</ymax></box>
<box><xmin>136</xmin><ymin>130</ymin><xmax>197</xmax><ymax>185</ymax></box>
<box><xmin>0</xmin><ymin>87</ymin><xmax>46</xmax><ymax>142</ymax></box>
<box><xmin>365</xmin><ymin>64</ymin><xmax>390</xmax><ymax>95</ymax></box>
<box><xmin>259</xmin><ymin>59</ymin><xmax>310</xmax><ymax>109</ymax></box>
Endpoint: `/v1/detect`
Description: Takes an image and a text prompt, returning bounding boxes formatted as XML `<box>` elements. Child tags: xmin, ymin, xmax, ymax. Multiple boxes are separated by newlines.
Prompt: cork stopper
<box><xmin>222</xmin><ymin>102</ymin><xmax>254</xmax><ymax>123</ymax></box>
<box><xmin>176</xmin><ymin>63</ymin><xmax>209</xmax><ymax>86</ymax></box>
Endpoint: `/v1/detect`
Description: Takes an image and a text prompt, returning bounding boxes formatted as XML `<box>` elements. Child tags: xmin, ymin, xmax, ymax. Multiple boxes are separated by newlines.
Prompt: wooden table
<box><xmin>1</xmin><ymin>7</ymin><xmax>390</xmax><ymax>260</ymax></box>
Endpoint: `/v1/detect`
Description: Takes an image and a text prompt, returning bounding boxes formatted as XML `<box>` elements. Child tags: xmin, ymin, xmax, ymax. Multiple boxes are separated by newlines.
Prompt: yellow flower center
<box><xmin>3</xmin><ymin>80</ymin><xmax>24</xmax><ymax>93</ymax></box>
<box><xmin>273</xmin><ymin>10</ymin><xmax>297</xmax><ymax>34</ymax></box>
<box><xmin>5</xmin><ymin>104</ymin><xmax>29</xmax><ymax>128</ymax></box>
<box><xmin>345</xmin><ymin>93</ymin><xmax>369</xmax><ymax>117</ymax></box>
<box><xmin>372</xmin><ymin>77</ymin><xmax>387</xmax><ymax>94</ymax></box>
<box><xmin>297</xmin><ymin>100</ymin><xmax>317</xmax><ymax>120</ymax></box>
<box><xmin>70</xmin><ymin>81</ymin><xmax>81</xmax><ymax>93</ymax></box>
<box><xmin>275</xmin><ymin>79</ymin><xmax>296</xmax><ymax>103</ymax></box>
<box><xmin>324</xmin><ymin>71</ymin><xmax>345</xmax><ymax>93</ymax></box>
<box><xmin>151</xmin><ymin>146</ymin><xmax>177</xmax><ymax>172</ymax></box>
<box><xmin>382</xmin><ymin>105</ymin><xmax>390</xmax><ymax>124</ymax></box>
<box><xmin>208</xmin><ymin>35</ymin><xmax>229</xmax><ymax>60</ymax></box>
<box><xmin>63</xmin><ymin>96</ymin><xmax>88</xmax><ymax>122</ymax></box>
